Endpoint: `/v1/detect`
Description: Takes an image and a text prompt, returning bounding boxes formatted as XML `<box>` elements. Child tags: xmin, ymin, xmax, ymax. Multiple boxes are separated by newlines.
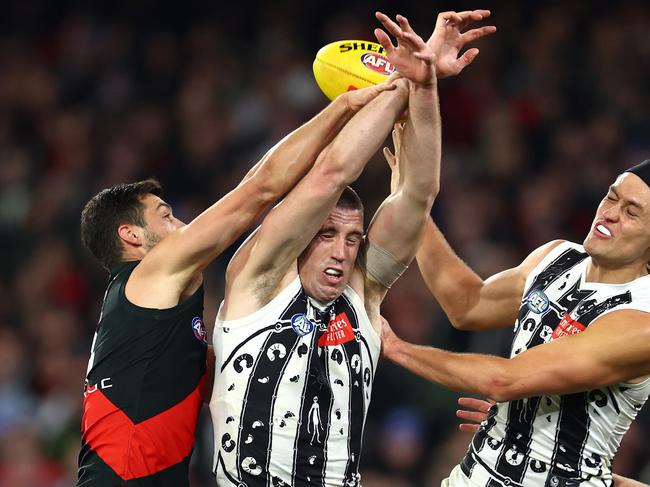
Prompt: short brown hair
<box><xmin>80</xmin><ymin>179</ymin><xmax>163</xmax><ymax>270</ymax></box>
<box><xmin>336</xmin><ymin>186</ymin><xmax>364</xmax><ymax>215</ymax></box>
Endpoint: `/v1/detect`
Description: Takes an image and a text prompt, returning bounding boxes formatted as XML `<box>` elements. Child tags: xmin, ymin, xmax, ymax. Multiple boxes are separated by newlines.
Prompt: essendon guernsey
<box><xmin>77</xmin><ymin>261</ymin><xmax>207</xmax><ymax>487</ymax></box>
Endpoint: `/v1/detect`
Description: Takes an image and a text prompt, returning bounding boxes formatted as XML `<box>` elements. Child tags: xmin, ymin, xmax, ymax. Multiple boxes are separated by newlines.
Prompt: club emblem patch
<box><xmin>526</xmin><ymin>289</ymin><xmax>550</xmax><ymax>314</ymax></box>
<box><xmin>290</xmin><ymin>313</ymin><xmax>314</xmax><ymax>336</ymax></box>
<box><xmin>191</xmin><ymin>316</ymin><xmax>208</xmax><ymax>345</ymax></box>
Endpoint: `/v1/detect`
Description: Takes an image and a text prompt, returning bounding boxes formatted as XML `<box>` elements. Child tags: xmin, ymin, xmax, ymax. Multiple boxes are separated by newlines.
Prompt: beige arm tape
<box><xmin>363</xmin><ymin>240</ymin><xmax>408</xmax><ymax>289</ymax></box>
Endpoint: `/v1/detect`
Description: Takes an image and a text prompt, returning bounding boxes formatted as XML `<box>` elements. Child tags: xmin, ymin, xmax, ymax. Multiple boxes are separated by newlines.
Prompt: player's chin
<box><xmin>318</xmin><ymin>282</ymin><xmax>346</xmax><ymax>302</ymax></box>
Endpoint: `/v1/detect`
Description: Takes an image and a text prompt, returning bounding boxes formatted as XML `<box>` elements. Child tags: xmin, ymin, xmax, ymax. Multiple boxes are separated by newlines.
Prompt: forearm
<box><xmin>399</xmin><ymin>78</ymin><xmax>441</xmax><ymax>202</ymax></box>
<box><xmin>250</xmin><ymin>95</ymin><xmax>354</xmax><ymax>199</ymax></box>
<box><xmin>384</xmin><ymin>335</ymin><xmax>509</xmax><ymax>400</ymax></box>
<box><xmin>322</xmin><ymin>82</ymin><xmax>408</xmax><ymax>185</ymax></box>
<box><xmin>613</xmin><ymin>474</ymin><xmax>649</xmax><ymax>487</ymax></box>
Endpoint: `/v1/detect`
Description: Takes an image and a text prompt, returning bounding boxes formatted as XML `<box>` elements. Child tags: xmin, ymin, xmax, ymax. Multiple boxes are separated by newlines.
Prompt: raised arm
<box><xmin>226</xmin><ymin>78</ymin><xmax>409</xmax><ymax>303</ymax></box>
<box><xmin>613</xmin><ymin>475</ymin><xmax>650</xmax><ymax>487</ymax></box>
<box><xmin>425</xmin><ymin>9</ymin><xmax>496</xmax><ymax>79</ymax></box>
<box><xmin>359</xmin><ymin>13</ymin><xmax>441</xmax><ymax>308</ymax></box>
<box><xmin>416</xmin><ymin>220</ymin><xmax>564</xmax><ymax>330</ymax></box>
<box><xmin>381</xmin><ymin>309</ymin><xmax>650</xmax><ymax>402</ymax></box>
<box><xmin>133</xmin><ymin>83</ymin><xmax>396</xmax><ymax>293</ymax></box>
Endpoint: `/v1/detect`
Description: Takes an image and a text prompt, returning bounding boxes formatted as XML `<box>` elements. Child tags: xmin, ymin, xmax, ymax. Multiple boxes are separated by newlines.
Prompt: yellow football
<box><xmin>313</xmin><ymin>40</ymin><xmax>396</xmax><ymax>101</ymax></box>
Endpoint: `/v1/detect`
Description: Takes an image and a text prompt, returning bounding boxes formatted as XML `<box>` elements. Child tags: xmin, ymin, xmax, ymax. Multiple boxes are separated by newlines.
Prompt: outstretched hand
<box><xmin>382</xmin><ymin>122</ymin><xmax>404</xmax><ymax>194</ymax></box>
<box><xmin>456</xmin><ymin>397</ymin><xmax>495</xmax><ymax>433</ymax></box>
<box><xmin>427</xmin><ymin>10</ymin><xmax>496</xmax><ymax>78</ymax></box>
<box><xmin>379</xmin><ymin>315</ymin><xmax>400</xmax><ymax>358</ymax></box>
<box><xmin>374</xmin><ymin>12</ymin><xmax>437</xmax><ymax>86</ymax></box>
<box><xmin>344</xmin><ymin>72</ymin><xmax>405</xmax><ymax>113</ymax></box>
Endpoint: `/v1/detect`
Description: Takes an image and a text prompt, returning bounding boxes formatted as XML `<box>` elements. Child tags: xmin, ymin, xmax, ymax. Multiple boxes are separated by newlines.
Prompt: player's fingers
<box><xmin>374</xmin><ymin>82</ymin><xmax>397</xmax><ymax>95</ymax></box>
<box><xmin>461</xmin><ymin>25</ymin><xmax>497</xmax><ymax>44</ymax></box>
<box><xmin>459</xmin><ymin>424</ymin><xmax>481</xmax><ymax>433</ymax></box>
<box><xmin>376</xmin><ymin>11</ymin><xmax>405</xmax><ymax>40</ymax></box>
<box><xmin>468</xmin><ymin>9</ymin><xmax>492</xmax><ymax>20</ymax></box>
<box><xmin>457</xmin><ymin>410</ymin><xmax>488</xmax><ymax>423</ymax></box>
<box><xmin>374</xmin><ymin>28</ymin><xmax>396</xmax><ymax>53</ymax></box>
<box><xmin>458</xmin><ymin>397</ymin><xmax>493</xmax><ymax>412</ymax></box>
<box><xmin>384</xmin><ymin>71</ymin><xmax>404</xmax><ymax>88</ymax></box>
<box><xmin>414</xmin><ymin>51</ymin><xmax>436</xmax><ymax>64</ymax></box>
<box><xmin>383</xmin><ymin>147</ymin><xmax>396</xmax><ymax>167</ymax></box>
<box><xmin>392</xmin><ymin>124</ymin><xmax>403</xmax><ymax>150</ymax></box>
<box><xmin>437</xmin><ymin>11</ymin><xmax>463</xmax><ymax>26</ymax></box>
<box><xmin>396</xmin><ymin>14</ymin><xmax>416</xmax><ymax>35</ymax></box>
<box><xmin>454</xmin><ymin>48</ymin><xmax>480</xmax><ymax>73</ymax></box>
<box><xmin>402</xmin><ymin>31</ymin><xmax>427</xmax><ymax>48</ymax></box>
<box><xmin>460</xmin><ymin>11</ymin><xmax>493</xmax><ymax>31</ymax></box>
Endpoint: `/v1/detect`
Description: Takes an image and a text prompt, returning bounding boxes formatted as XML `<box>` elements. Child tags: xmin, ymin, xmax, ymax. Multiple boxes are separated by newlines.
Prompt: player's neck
<box><xmin>585</xmin><ymin>257</ymin><xmax>649</xmax><ymax>284</ymax></box>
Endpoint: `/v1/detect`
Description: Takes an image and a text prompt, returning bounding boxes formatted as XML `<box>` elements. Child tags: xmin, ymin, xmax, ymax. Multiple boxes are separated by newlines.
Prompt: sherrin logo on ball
<box><xmin>313</xmin><ymin>39</ymin><xmax>392</xmax><ymax>101</ymax></box>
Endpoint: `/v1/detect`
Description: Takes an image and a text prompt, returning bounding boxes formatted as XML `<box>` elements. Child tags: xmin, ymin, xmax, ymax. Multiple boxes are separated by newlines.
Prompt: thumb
<box><xmin>455</xmin><ymin>48</ymin><xmax>479</xmax><ymax>73</ymax></box>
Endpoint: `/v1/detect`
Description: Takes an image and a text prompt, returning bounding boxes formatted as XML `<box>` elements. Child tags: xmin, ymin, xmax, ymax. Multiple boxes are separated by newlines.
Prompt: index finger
<box><xmin>375</xmin><ymin>11</ymin><xmax>406</xmax><ymax>40</ymax></box>
<box><xmin>458</xmin><ymin>397</ymin><xmax>493</xmax><ymax>412</ymax></box>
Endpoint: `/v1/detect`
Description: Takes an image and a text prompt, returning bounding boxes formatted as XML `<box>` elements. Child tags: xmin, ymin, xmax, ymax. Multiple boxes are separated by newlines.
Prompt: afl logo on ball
<box><xmin>360</xmin><ymin>53</ymin><xmax>395</xmax><ymax>76</ymax></box>
<box><xmin>526</xmin><ymin>289</ymin><xmax>550</xmax><ymax>314</ymax></box>
<box><xmin>191</xmin><ymin>316</ymin><xmax>208</xmax><ymax>345</ymax></box>
<box><xmin>290</xmin><ymin>313</ymin><xmax>314</xmax><ymax>336</ymax></box>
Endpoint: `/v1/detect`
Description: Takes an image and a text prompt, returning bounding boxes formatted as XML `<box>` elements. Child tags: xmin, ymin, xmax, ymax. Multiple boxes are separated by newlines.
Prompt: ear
<box><xmin>117</xmin><ymin>224</ymin><xmax>143</xmax><ymax>248</ymax></box>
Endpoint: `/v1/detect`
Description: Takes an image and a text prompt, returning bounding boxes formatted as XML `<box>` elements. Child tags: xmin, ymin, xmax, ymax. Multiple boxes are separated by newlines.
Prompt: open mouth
<box><xmin>323</xmin><ymin>267</ymin><xmax>343</xmax><ymax>283</ymax></box>
<box><xmin>594</xmin><ymin>223</ymin><xmax>612</xmax><ymax>238</ymax></box>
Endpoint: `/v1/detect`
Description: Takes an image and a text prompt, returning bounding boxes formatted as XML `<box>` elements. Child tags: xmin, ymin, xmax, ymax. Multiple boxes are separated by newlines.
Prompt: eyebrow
<box><xmin>610</xmin><ymin>186</ymin><xmax>644</xmax><ymax>211</ymax></box>
<box><xmin>157</xmin><ymin>202</ymin><xmax>172</xmax><ymax>212</ymax></box>
<box><xmin>320</xmin><ymin>226</ymin><xmax>364</xmax><ymax>237</ymax></box>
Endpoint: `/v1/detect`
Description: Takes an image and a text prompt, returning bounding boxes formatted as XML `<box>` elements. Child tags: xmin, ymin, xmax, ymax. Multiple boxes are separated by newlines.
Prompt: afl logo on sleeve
<box><xmin>191</xmin><ymin>316</ymin><xmax>208</xmax><ymax>345</ymax></box>
<box><xmin>291</xmin><ymin>313</ymin><xmax>314</xmax><ymax>336</ymax></box>
<box><xmin>526</xmin><ymin>289</ymin><xmax>550</xmax><ymax>314</ymax></box>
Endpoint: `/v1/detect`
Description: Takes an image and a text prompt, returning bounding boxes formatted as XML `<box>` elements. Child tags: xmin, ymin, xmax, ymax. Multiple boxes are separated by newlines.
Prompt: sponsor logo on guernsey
<box><xmin>360</xmin><ymin>53</ymin><xmax>395</xmax><ymax>76</ymax></box>
<box><xmin>291</xmin><ymin>313</ymin><xmax>315</xmax><ymax>336</ymax></box>
<box><xmin>191</xmin><ymin>316</ymin><xmax>208</xmax><ymax>345</ymax></box>
<box><xmin>318</xmin><ymin>312</ymin><xmax>355</xmax><ymax>347</ymax></box>
<box><xmin>526</xmin><ymin>289</ymin><xmax>550</xmax><ymax>314</ymax></box>
<box><xmin>552</xmin><ymin>313</ymin><xmax>586</xmax><ymax>339</ymax></box>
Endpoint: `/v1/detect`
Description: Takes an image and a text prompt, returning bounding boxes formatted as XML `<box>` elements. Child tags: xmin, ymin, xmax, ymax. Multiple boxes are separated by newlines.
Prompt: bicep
<box><xmin>241</xmin><ymin>159</ymin><xmax>345</xmax><ymax>280</ymax></box>
<box><xmin>460</xmin><ymin>240</ymin><xmax>566</xmax><ymax>330</ymax></box>
<box><xmin>460</xmin><ymin>267</ymin><xmax>528</xmax><ymax>330</ymax></box>
<box><xmin>366</xmin><ymin>191</ymin><xmax>431</xmax><ymax>270</ymax></box>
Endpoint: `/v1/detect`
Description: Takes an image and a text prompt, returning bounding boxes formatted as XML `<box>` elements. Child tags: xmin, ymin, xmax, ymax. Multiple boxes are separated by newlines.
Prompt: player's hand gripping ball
<box><xmin>313</xmin><ymin>40</ymin><xmax>395</xmax><ymax>100</ymax></box>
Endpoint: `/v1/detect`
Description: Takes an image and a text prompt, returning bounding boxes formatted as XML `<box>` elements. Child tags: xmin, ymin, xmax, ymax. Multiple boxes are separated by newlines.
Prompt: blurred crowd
<box><xmin>0</xmin><ymin>0</ymin><xmax>649</xmax><ymax>486</ymax></box>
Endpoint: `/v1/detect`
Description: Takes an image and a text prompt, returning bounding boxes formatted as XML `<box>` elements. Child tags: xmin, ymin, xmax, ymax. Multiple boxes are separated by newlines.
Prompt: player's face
<box><xmin>298</xmin><ymin>207</ymin><xmax>364</xmax><ymax>303</ymax></box>
<box><xmin>140</xmin><ymin>194</ymin><xmax>185</xmax><ymax>251</ymax></box>
<box><xmin>583</xmin><ymin>173</ymin><xmax>650</xmax><ymax>266</ymax></box>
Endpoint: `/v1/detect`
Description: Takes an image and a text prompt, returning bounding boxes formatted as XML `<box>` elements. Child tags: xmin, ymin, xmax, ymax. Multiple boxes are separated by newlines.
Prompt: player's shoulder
<box><xmin>519</xmin><ymin>239</ymin><xmax>570</xmax><ymax>273</ymax></box>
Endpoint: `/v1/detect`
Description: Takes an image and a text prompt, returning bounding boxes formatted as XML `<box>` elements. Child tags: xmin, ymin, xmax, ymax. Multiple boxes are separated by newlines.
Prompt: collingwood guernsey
<box><xmin>210</xmin><ymin>277</ymin><xmax>380</xmax><ymax>487</ymax></box>
<box><xmin>454</xmin><ymin>241</ymin><xmax>650</xmax><ymax>487</ymax></box>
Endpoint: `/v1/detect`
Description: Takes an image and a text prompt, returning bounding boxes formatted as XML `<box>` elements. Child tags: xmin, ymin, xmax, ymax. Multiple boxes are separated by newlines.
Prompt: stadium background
<box><xmin>0</xmin><ymin>0</ymin><xmax>649</xmax><ymax>485</ymax></box>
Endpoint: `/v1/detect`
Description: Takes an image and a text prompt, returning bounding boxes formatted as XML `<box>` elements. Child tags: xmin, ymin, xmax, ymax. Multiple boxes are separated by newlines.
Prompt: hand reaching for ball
<box><xmin>374</xmin><ymin>12</ymin><xmax>437</xmax><ymax>86</ymax></box>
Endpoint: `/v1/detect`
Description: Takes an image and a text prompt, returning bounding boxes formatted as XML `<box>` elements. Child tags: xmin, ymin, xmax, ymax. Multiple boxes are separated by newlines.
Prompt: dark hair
<box><xmin>336</xmin><ymin>186</ymin><xmax>364</xmax><ymax>215</ymax></box>
<box><xmin>80</xmin><ymin>179</ymin><xmax>163</xmax><ymax>270</ymax></box>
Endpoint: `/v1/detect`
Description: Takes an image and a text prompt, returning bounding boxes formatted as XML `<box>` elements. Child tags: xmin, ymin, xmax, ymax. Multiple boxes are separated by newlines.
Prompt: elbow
<box><xmin>314</xmin><ymin>155</ymin><xmax>350</xmax><ymax>191</ymax></box>
<box><xmin>448</xmin><ymin>316</ymin><xmax>474</xmax><ymax>331</ymax></box>
<box><xmin>402</xmin><ymin>181</ymin><xmax>439</xmax><ymax>212</ymax></box>
<box><xmin>318</xmin><ymin>146</ymin><xmax>361</xmax><ymax>186</ymax></box>
<box><xmin>248</xmin><ymin>168</ymin><xmax>282</xmax><ymax>205</ymax></box>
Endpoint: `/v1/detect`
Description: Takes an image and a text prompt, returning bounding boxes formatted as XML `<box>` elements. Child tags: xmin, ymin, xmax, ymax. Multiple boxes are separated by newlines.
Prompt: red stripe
<box><xmin>81</xmin><ymin>375</ymin><xmax>205</xmax><ymax>480</ymax></box>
